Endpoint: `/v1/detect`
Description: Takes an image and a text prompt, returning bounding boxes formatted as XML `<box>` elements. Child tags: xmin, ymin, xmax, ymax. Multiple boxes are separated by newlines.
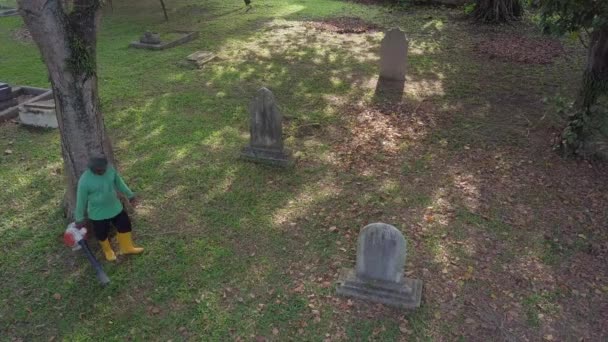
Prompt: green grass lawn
<box><xmin>0</xmin><ymin>0</ymin><xmax>16</xmax><ymax>8</ymax></box>
<box><xmin>2</xmin><ymin>0</ymin><xmax>608</xmax><ymax>340</ymax></box>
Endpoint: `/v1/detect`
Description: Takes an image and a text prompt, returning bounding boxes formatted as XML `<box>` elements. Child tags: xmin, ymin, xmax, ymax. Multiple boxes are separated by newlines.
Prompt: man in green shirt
<box><xmin>75</xmin><ymin>156</ymin><xmax>144</xmax><ymax>261</ymax></box>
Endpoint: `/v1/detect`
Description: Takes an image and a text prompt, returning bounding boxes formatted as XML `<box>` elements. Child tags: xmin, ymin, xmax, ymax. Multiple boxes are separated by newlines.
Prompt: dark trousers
<box><xmin>90</xmin><ymin>210</ymin><xmax>132</xmax><ymax>241</ymax></box>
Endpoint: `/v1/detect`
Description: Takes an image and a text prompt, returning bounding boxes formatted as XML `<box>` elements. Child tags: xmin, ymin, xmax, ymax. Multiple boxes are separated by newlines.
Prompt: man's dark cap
<box><xmin>88</xmin><ymin>155</ymin><xmax>108</xmax><ymax>170</ymax></box>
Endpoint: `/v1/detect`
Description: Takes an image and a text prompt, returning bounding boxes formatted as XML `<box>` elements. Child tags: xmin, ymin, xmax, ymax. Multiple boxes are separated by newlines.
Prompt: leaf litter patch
<box><xmin>476</xmin><ymin>34</ymin><xmax>564</xmax><ymax>64</ymax></box>
<box><xmin>12</xmin><ymin>27</ymin><xmax>32</xmax><ymax>43</ymax></box>
<box><xmin>304</xmin><ymin>17</ymin><xmax>382</xmax><ymax>34</ymax></box>
<box><xmin>334</xmin><ymin>101</ymin><xmax>436</xmax><ymax>170</ymax></box>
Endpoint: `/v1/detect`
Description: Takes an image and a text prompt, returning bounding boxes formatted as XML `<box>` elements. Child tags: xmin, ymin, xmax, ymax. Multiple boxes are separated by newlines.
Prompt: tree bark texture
<box><xmin>473</xmin><ymin>0</ymin><xmax>523</xmax><ymax>23</ymax></box>
<box><xmin>18</xmin><ymin>0</ymin><xmax>114</xmax><ymax>218</ymax></box>
<box><xmin>579</xmin><ymin>27</ymin><xmax>608</xmax><ymax>109</ymax></box>
<box><xmin>560</xmin><ymin>27</ymin><xmax>608</xmax><ymax>158</ymax></box>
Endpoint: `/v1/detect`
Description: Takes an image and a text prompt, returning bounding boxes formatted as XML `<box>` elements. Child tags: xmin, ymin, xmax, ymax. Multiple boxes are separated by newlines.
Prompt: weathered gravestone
<box><xmin>19</xmin><ymin>98</ymin><xmax>57</xmax><ymax>128</ymax></box>
<box><xmin>0</xmin><ymin>83</ymin><xmax>17</xmax><ymax>113</ymax></box>
<box><xmin>241</xmin><ymin>87</ymin><xmax>293</xmax><ymax>167</ymax></box>
<box><xmin>337</xmin><ymin>223</ymin><xmax>422</xmax><ymax>309</ymax></box>
<box><xmin>0</xmin><ymin>83</ymin><xmax>12</xmax><ymax>102</ymax></box>
<box><xmin>140</xmin><ymin>31</ymin><xmax>161</xmax><ymax>45</ymax></box>
<box><xmin>379</xmin><ymin>28</ymin><xmax>409</xmax><ymax>82</ymax></box>
<box><xmin>186</xmin><ymin>51</ymin><xmax>216</xmax><ymax>68</ymax></box>
<box><xmin>0</xmin><ymin>86</ymin><xmax>51</xmax><ymax>123</ymax></box>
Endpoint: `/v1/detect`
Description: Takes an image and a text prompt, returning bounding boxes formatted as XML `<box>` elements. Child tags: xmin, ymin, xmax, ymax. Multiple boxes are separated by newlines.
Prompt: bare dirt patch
<box><xmin>304</xmin><ymin>17</ymin><xmax>381</xmax><ymax>34</ymax></box>
<box><xmin>476</xmin><ymin>34</ymin><xmax>564</xmax><ymax>64</ymax></box>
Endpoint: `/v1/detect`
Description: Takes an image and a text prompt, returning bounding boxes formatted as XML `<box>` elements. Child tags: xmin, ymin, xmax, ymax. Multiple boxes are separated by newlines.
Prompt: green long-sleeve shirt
<box><xmin>75</xmin><ymin>166</ymin><xmax>134</xmax><ymax>222</ymax></box>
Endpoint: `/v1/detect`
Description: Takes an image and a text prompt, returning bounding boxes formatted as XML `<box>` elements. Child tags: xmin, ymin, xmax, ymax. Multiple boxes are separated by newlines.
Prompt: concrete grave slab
<box><xmin>0</xmin><ymin>6</ymin><xmax>18</xmax><ymax>17</ymax></box>
<box><xmin>129</xmin><ymin>31</ymin><xmax>199</xmax><ymax>50</ymax></box>
<box><xmin>0</xmin><ymin>83</ymin><xmax>13</xmax><ymax>102</ymax></box>
<box><xmin>19</xmin><ymin>95</ymin><xmax>57</xmax><ymax>128</ymax></box>
<box><xmin>186</xmin><ymin>51</ymin><xmax>216</xmax><ymax>68</ymax></box>
<box><xmin>0</xmin><ymin>85</ymin><xmax>52</xmax><ymax>124</ymax></box>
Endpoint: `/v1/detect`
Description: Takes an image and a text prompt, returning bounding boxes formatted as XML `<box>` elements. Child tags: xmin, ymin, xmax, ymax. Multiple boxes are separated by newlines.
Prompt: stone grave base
<box><xmin>186</xmin><ymin>51</ymin><xmax>216</xmax><ymax>68</ymax></box>
<box><xmin>0</xmin><ymin>84</ymin><xmax>17</xmax><ymax>110</ymax></box>
<box><xmin>0</xmin><ymin>6</ymin><xmax>18</xmax><ymax>17</ymax></box>
<box><xmin>129</xmin><ymin>31</ymin><xmax>198</xmax><ymax>50</ymax></box>
<box><xmin>0</xmin><ymin>97</ymin><xmax>18</xmax><ymax>112</ymax></box>
<box><xmin>336</xmin><ymin>268</ymin><xmax>422</xmax><ymax>309</ymax></box>
<box><xmin>19</xmin><ymin>97</ymin><xmax>57</xmax><ymax>128</ymax></box>
<box><xmin>241</xmin><ymin>146</ymin><xmax>293</xmax><ymax>167</ymax></box>
<box><xmin>0</xmin><ymin>86</ymin><xmax>51</xmax><ymax>123</ymax></box>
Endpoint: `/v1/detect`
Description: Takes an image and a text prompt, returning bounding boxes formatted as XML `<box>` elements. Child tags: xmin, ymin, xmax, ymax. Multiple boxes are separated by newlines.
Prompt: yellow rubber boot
<box><xmin>117</xmin><ymin>232</ymin><xmax>144</xmax><ymax>255</ymax></box>
<box><xmin>99</xmin><ymin>239</ymin><xmax>117</xmax><ymax>261</ymax></box>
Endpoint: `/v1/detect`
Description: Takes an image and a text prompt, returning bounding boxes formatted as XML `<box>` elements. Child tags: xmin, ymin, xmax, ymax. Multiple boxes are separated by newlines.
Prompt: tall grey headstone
<box><xmin>241</xmin><ymin>87</ymin><xmax>293</xmax><ymax>167</ymax></box>
<box><xmin>379</xmin><ymin>28</ymin><xmax>409</xmax><ymax>82</ymax></box>
<box><xmin>337</xmin><ymin>223</ymin><xmax>422</xmax><ymax>309</ymax></box>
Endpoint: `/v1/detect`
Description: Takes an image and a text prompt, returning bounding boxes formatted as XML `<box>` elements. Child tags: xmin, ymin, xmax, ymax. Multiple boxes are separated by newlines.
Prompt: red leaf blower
<box><xmin>64</xmin><ymin>223</ymin><xmax>110</xmax><ymax>286</ymax></box>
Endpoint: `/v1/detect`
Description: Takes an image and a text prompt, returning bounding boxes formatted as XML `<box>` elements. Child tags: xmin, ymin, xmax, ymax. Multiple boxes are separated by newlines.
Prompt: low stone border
<box><xmin>19</xmin><ymin>92</ymin><xmax>56</xmax><ymax>128</ymax></box>
<box><xmin>0</xmin><ymin>6</ymin><xmax>19</xmax><ymax>17</ymax></box>
<box><xmin>0</xmin><ymin>86</ymin><xmax>52</xmax><ymax>123</ymax></box>
<box><xmin>129</xmin><ymin>31</ymin><xmax>199</xmax><ymax>50</ymax></box>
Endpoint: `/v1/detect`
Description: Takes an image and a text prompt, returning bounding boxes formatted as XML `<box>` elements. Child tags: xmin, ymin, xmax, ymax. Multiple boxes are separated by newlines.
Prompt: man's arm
<box><xmin>114</xmin><ymin>169</ymin><xmax>135</xmax><ymax>199</ymax></box>
<box><xmin>75</xmin><ymin>178</ymin><xmax>87</xmax><ymax>224</ymax></box>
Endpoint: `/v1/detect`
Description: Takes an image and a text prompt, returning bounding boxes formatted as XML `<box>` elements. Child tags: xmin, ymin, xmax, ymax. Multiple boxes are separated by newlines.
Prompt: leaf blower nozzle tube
<box><xmin>64</xmin><ymin>224</ymin><xmax>110</xmax><ymax>286</ymax></box>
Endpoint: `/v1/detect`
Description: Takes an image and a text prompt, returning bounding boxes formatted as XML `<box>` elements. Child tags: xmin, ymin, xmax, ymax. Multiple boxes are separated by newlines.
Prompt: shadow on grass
<box><xmin>374</xmin><ymin>77</ymin><xmax>405</xmax><ymax>103</ymax></box>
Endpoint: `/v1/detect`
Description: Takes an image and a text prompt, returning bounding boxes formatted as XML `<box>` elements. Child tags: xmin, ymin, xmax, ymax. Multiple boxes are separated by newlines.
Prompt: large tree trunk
<box><xmin>578</xmin><ymin>28</ymin><xmax>608</xmax><ymax>109</ymax></box>
<box><xmin>560</xmin><ymin>27</ymin><xmax>608</xmax><ymax>159</ymax></box>
<box><xmin>18</xmin><ymin>0</ymin><xmax>114</xmax><ymax>218</ymax></box>
<box><xmin>473</xmin><ymin>0</ymin><xmax>523</xmax><ymax>23</ymax></box>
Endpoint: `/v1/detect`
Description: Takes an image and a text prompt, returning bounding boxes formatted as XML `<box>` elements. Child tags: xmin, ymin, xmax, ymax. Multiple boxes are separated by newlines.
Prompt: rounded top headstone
<box><xmin>248</xmin><ymin>87</ymin><xmax>283</xmax><ymax>150</ymax></box>
<box><xmin>256</xmin><ymin>87</ymin><xmax>275</xmax><ymax>100</ymax></box>
<box><xmin>355</xmin><ymin>223</ymin><xmax>407</xmax><ymax>283</ymax></box>
<box><xmin>379</xmin><ymin>28</ymin><xmax>409</xmax><ymax>82</ymax></box>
